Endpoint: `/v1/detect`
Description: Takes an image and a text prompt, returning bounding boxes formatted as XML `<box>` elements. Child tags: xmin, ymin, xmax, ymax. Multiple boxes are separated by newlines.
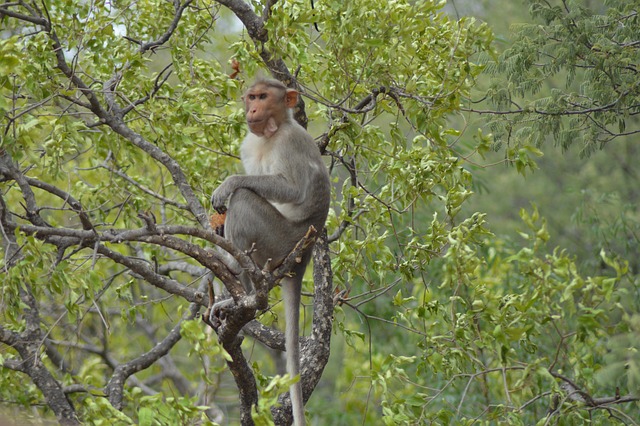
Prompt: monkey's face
<box><xmin>243</xmin><ymin>85</ymin><xmax>281</xmax><ymax>136</ymax></box>
<box><xmin>243</xmin><ymin>83</ymin><xmax>298</xmax><ymax>137</ymax></box>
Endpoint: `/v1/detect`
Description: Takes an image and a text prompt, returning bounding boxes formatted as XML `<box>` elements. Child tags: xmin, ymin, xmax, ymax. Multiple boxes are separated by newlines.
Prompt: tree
<box><xmin>1</xmin><ymin>0</ymin><xmax>638</xmax><ymax>425</ymax></box>
<box><xmin>470</xmin><ymin>0</ymin><xmax>640</xmax><ymax>160</ymax></box>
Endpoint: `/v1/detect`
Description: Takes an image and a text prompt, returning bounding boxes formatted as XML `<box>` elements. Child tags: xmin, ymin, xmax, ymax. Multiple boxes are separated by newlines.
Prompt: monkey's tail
<box><xmin>282</xmin><ymin>276</ymin><xmax>305</xmax><ymax>426</ymax></box>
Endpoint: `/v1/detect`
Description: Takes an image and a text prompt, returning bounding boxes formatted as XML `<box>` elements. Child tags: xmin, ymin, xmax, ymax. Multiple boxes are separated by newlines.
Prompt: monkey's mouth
<box><xmin>247</xmin><ymin>119</ymin><xmax>265</xmax><ymax>125</ymax></box>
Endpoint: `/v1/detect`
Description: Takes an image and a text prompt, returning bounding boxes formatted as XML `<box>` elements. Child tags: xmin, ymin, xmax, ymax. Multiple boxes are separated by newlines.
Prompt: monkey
<box><xmin>210</xmin><ymin>78</ymin><xmax>330</xmax><ymax>426</ymax></box>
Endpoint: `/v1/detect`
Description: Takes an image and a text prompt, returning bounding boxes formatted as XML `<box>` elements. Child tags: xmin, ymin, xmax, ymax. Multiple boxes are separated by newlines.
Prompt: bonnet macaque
<box><xmin>211</xmin><ymin>78</ymin><xmax>330</xmax><ymax>426</ymax></box>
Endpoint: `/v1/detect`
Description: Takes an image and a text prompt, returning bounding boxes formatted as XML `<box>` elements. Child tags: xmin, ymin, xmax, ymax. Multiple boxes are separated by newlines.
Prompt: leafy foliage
<box><xmin>0</xmin><ymin>0</ymin><xmax>637</xmax><ymax>425</ymax></box>
<box><xmin>479</xmin><ymin>0</ymin><xmax>640</xmax><ymax>158</ymax></box>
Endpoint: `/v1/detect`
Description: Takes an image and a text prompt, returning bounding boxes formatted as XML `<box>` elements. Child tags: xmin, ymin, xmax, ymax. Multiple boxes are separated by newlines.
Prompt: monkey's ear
<box><xmin>285</xmin><ymin>89</ymin><xmax>298</xmax><ymax>108</ymax></box>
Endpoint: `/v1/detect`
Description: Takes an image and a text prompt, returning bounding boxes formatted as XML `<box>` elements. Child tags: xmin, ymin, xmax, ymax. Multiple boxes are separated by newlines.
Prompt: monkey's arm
<box><xmin>211</xmin><ymin>173</ymin><xmax>306</xmax><ymax>210</ymax></box>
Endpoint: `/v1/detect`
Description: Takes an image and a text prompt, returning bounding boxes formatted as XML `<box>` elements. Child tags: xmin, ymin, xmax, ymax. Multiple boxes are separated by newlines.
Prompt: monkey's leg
<box><xmin>210</xmin><ymin>188</ymin><xmax>289</xmax><ymax>323</ymax></box>
<box><xmin>225</xmin><ymin>188</ymin><xmax>306</xmax><ymax>266</ymax></box>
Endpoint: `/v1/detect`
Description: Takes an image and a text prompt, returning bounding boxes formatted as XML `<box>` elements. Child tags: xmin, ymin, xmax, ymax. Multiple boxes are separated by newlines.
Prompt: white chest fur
<box><xmin>239</xmin><ymin>133</ymin><xmax>303</xmax><ymax>221</ymax></box>
<box><xmin>241</xmin><ymin>134</ymin><xmax>274</xmax><ymax>175</ymax></box>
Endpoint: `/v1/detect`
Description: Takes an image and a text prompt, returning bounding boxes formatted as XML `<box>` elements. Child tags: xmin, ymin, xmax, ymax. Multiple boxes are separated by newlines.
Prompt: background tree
<box><xmin>0</xmin><ymin>1</ymin><xmax>638</xmax><ymax>425</ymax></box>
<box><xmin>472</xmin><ymin>0</ymin><xmax>640</xmax><ymax>158</ymax></box>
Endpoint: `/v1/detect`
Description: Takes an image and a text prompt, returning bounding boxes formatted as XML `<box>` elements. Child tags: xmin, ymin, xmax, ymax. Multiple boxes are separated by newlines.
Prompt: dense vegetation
<box><xmin>0</xmin><ymin>0</ymin><xmax>638</xmax><ymax>424</ymax></box>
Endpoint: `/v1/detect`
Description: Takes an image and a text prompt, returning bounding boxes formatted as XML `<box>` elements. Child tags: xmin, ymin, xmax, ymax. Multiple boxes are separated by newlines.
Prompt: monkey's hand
<box><xmin>211</xmin><ymin>177</ymin><xmax>237</xmax><ymax>213</ymax></box>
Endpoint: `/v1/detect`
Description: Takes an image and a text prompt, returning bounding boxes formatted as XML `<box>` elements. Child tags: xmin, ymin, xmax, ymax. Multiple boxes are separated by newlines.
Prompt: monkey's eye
<box><xmin>259</xmin><ymin>93</ymin><xmax>268</xmax><ymax>100</ymax></box>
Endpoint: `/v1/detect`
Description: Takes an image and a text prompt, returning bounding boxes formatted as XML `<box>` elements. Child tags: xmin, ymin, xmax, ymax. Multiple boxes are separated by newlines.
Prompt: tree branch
<box><xmin>98</xmin><ymin>160</ymin><xmax>188</xmax><ymax>210</ymax></box>
<box><xmin>0</xmin><ymin>151</ymin><xmax>49</xmax><ymax>228</ymax></box>
<box><xmin>550</xmin><ymin>371</ymin><xmax>640</xmax><ymax>408</ymax></box>
<box><xmin>105</xmin><ymin>302</ymin><xmax>199</xmax><ymax>409</ymax></box>
<box><xmin>0</xmin><ymin>281</ymin><xmax>82</xmax><ymax>425</ymax></box>
<box><xmin>135</xmin><ymin>0</ymin><xmax>194</xmax><ymax>54</ymax></box>
<box><xmin>105</xmin><ymin>119</ymin><xmax>210</xmax><ymax>228</ymax></box>
<box><xmin>22</xmin><ymin>176</ymin><xmax>94</xmax><ymax>231</ymax></box>
<box><xmin>0</xmin><ymin>3</ymin><xmax>47</xmax><ymax>26</ymax></box>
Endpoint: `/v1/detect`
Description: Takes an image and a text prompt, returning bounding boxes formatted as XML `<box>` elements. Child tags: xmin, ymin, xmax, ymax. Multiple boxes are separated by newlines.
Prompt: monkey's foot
<box><xmin>213</xmin><ymin>298</ymin><xmax>235</xmax><ymax>318</ymax></box>
<box><xmin>202</xmin><ymin>298</ymin><xmax>236</xmax><ymax>330</ymax></box>
<box><xmin>201</xmin><ymin>310</ymin><xmax>221</xmax><ymax>329</ymax></box>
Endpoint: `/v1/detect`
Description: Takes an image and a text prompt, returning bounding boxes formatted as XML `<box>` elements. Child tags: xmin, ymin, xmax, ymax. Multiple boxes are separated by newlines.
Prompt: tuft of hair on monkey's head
<box><xmin>249</xmin><ymin>77</ymin><xmax>288</xmax><ymax>90</ymax></box>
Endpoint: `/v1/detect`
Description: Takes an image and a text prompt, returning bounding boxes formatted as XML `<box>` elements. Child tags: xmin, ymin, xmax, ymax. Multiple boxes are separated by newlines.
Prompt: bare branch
<box><xmin>214</xmin><ymin>0</ymin><xmax>267</xmax><ymax>42</ymax></box>
<box><xmin>550</xmin><ymin>371</ymin><xmax>640</xmax><ymax>408</ymax></box>
<box><xmin>0</xmin><ymin>151</ymin><xmax>49</xmax><ymax>227</ymax></box>
<box><xmin>261</xmin><ymin>0</ymin><xmax>277</xmax><ymax>21</ymax></box>
<box><xmin>0</xmin><ymin>3</ymin><xmax>47</xmax><ymax>26</ymax></box>
<box><xmin>97</xmin><ymin>243</ymin><xmax>204</xmax><ymax>304</ymax></box>
<box><xmin>2</xmin><ymin>95</ymin><xmax>54</xmax><ymax>137</ymax></box>
<box><xmin>5</xmin><ymin>218</ymin><xmax>249</xmax><ymax>302</ymax></box>
<box><xmin>0</xmin><ymin>325</ymin><xmax>20</xmax><ymax>348</ymax></box>
<box><xmin>226</xmin><ymin>334</ymin><xmax>259</xmax><ymax>426</ymax></box>
<box><xmin>23</xmin><ymin>176</ymin><xmax>94</xmax><ymax>231</ymax></box>
<box><xmin>0</xmin><ymin>193</ymin><xmax>22</xmax><ymax>269</ymax></box>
